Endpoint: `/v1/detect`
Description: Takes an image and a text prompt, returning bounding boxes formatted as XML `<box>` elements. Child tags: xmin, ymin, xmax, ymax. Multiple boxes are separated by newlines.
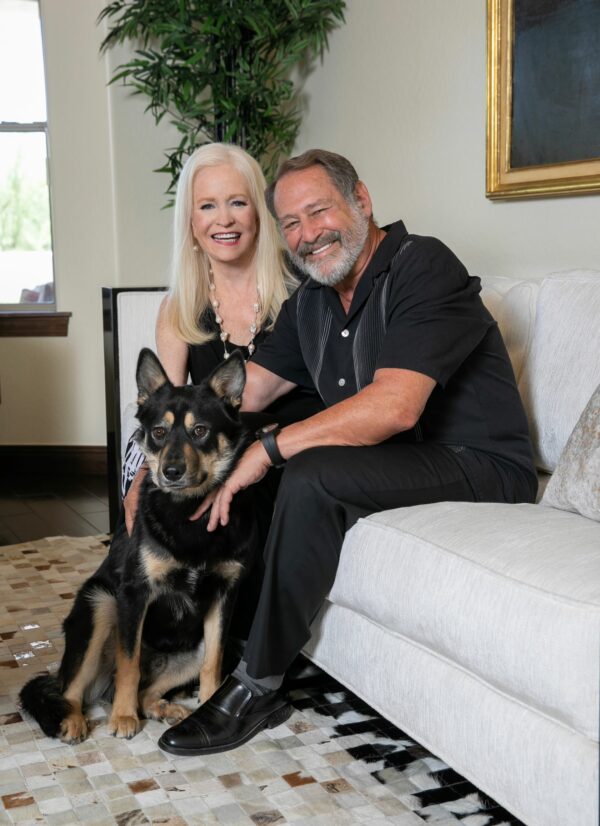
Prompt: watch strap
<box><xmin>258</xmin><ymin>426</ymin><xmax>286</xmax><ymax>468</ymax></box>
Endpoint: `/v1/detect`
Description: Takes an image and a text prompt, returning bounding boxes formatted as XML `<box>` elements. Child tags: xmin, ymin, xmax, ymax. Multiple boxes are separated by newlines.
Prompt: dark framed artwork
<box><xmin>487</xmin><ymin>0</ymin><xmax>600</xmax><ymax>199</ymax></box>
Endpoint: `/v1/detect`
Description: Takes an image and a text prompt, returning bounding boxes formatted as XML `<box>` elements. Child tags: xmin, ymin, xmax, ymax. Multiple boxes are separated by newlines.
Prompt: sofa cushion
<box><xmin>517</xmin><ymin>270</ymin><xmax>600</xmax><ymax>471</ymax></box>
<box><xmin>542</xmin><ymin>382</ymin><xmax>600</xmax><ymax>521</ymax></box>
<box><xmin>329</xmin><ymin>501</ymin><xmax>600</xmax><ymax>740</ymax></box>
<box><xmin>480</xmin><ymin>275</ymin><xmax>541</xmax><ymax>384</ymax></box>
<box><xmin>305</xmin><ymin>604</ymin><xmax>597</xmax><ymax>826</ymax></box>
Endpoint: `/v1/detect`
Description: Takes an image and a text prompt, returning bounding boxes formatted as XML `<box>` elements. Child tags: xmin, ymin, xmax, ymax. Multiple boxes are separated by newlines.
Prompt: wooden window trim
<box><xmin>0</xmin><ymin>311</ymin><xmax>71</xmax><ymax>337</ymax></box>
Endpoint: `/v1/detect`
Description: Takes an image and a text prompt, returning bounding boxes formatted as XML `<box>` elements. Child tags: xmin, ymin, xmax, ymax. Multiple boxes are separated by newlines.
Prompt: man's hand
<box><xmin>124</xmin><ymin>466</ymin><xmax>148</xmax><ymax>536</ymax></box>
<box><xmin>190</xmin><ymin>441</ymin><xmax>272</xmax><ymax>531</ymax></box>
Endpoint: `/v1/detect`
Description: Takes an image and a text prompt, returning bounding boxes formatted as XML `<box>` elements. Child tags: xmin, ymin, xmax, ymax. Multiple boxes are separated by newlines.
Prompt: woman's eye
<box><xmin>152</xmin><ymin>427</ymin><xmax>166</xmax><ymax>440</ymax></box>
<box><xmin>193</xmin><ymin>425</ymin><xmax>207</xmax><ymax>439</ymax></box>
<box><xmin>231</xmin><ymin>200</ymin><xmax>247</xmax><ymax>207</ymax></box>
<box><xmin>199</xmin><ymin>203</ymin><xmax>214</xmax><ymax>210</ymax></box>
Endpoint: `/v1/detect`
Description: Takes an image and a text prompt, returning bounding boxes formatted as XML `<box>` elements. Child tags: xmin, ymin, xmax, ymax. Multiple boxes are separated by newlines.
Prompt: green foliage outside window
<box><xmin>0</xmin><ymin>157</ymin><xmax>51</xmax><ymax>252</ymax></box>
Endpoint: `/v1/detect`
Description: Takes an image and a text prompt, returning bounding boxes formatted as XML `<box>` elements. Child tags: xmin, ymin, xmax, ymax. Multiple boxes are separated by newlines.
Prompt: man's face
<box><xmin>274</xmin><ymin>166</ymin><xmax>370</xmax><ymax>286</ymax></box>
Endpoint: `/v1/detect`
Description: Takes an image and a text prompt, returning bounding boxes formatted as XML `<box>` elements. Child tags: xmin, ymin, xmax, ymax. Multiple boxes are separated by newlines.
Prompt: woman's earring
<box><xmin>192</xmin><ymin>242</ymin><xmax>199</xmax><ymax>252</ymax></box>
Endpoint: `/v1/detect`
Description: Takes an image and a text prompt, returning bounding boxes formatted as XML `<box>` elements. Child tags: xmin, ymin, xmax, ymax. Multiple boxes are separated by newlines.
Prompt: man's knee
<box><xmin>278</xmin><ymin>446</ymin><xmax>344</xmax><ymax>501</ymax></box>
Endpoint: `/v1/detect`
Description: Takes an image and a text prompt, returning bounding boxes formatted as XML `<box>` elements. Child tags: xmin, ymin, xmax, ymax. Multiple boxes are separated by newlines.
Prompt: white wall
<box><xmin>1</xmin><ymin>0</ymin><xmax>598</xmax><ymax>447</ymax></box>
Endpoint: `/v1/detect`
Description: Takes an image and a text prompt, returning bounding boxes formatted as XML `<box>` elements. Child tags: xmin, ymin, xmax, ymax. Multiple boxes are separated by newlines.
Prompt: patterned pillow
<box><xmin>541</xmin><ymin>383</ymin><xmax>600</xmax><ymax>521</ymax></box>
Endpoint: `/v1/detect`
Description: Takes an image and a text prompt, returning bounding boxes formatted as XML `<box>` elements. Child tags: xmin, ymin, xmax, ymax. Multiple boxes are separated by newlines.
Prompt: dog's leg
<box><xmin>60</xmin><ymin>591</ymin><xmax>116</xmax><ymax>744</ymax></box>
<box><xmin>199</xmin><ymin>596</ymin><xmax>226</xmax><ymax>704</ymax></box>
<box><xmin>140</xmin><ymin>649</ymin><xmax>201</xmax><ymax>724</ymax></box>
<box><xmin>199</xmin><ymin>583</ymin><xmax>241</xmax><ymax>704</ymax></box>
<box><xmin>108</xmin><ymin>588</ymin><xmax>150</xmax><ymax>739</ymax></box>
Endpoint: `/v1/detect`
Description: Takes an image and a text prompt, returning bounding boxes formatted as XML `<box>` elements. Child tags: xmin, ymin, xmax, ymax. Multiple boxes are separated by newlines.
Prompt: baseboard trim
<box><xmin>0</xmin><ymin>446</ymin><xmax>107</xmax><ymax>475</ymax></box>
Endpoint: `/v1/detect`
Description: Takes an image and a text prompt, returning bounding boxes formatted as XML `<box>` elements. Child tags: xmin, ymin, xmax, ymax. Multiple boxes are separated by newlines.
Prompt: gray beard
<box><xmin>289</xmin><ymin>211</ymin><xmax>370</xmax><ymax>287</ymax></box>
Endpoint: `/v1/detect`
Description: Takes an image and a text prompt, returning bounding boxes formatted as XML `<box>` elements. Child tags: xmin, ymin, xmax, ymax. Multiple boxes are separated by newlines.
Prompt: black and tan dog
<box><xmin>19</xmin><ymin>348</ymin><xmax>259</xmax><ymax>743</ymax></box>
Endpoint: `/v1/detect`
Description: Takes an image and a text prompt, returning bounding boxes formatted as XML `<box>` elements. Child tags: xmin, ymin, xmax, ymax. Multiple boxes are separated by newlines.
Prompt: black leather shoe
<box><xmin>158</xmin><ymin>676</ymin><xmax>292</xmax><ymax>756</ymax></box>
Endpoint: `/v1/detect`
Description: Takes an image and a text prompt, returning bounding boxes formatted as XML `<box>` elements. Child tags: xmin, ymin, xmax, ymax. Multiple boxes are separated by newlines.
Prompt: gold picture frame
<box><xmin>486</xmin><ymin>0</ymin><xmax>600</xmax><ymax>199</ymax></box>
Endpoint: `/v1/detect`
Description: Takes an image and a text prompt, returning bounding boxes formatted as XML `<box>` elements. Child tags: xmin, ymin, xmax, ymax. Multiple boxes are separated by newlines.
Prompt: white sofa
<box><xmin>103</xmin><ymin>271</ymin><xmax>600</xmax><ymax>826</ymax></box>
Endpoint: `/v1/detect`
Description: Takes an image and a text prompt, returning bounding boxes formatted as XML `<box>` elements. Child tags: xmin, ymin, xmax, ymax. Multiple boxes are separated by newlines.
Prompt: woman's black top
<box><xmin>189</xmin><ymin>308</ymin><xmax>323</xmax><ymax>427</ymax></box>
<box><xmin>121</xmin><ymin>306</ymin><xmax>323</xmax><ymax>497</ymax></box>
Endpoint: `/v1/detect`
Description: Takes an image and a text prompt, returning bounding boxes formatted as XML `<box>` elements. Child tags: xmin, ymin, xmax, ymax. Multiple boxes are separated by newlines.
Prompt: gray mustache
<box><xmin>297</xmin><ymin>231</ymin><xmax>341</xmax><ymax>258</ymax></box>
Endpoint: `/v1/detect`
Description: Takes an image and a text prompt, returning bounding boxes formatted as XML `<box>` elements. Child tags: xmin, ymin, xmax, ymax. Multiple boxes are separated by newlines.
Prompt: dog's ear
<box><xmin>208</xmin><ymin>351</ymin><xmax>246</xmax><ymax>408</ymax></box>
<box><xmin>136</xmin><ymin>348</ymin><xmax>170</xmax><ymax>404</ymax></box>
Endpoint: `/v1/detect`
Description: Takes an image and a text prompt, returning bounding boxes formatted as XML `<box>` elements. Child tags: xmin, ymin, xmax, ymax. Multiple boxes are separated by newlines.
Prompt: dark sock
<box><xmin>232</xmin><ymin>659</ymin><xmax>284</xmax><ymax>696</ymax></box>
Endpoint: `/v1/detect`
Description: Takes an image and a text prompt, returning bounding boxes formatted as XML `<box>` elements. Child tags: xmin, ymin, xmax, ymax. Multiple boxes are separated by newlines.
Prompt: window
<box><xmin>0</xmin><ymin>0</ymin><xmax>54</xmax><ymax>312</ymax></box>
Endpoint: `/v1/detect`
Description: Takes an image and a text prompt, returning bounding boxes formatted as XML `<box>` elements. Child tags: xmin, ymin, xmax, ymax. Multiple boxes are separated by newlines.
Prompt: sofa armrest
<box><xmin>102</xmin><ymin>287</ymin><xmax>167</xmax><ymax>530</ymax></box>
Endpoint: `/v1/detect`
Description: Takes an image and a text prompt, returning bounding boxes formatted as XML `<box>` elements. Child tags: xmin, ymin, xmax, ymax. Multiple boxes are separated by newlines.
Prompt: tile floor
<box><xmin>0</xmin><ymin>475</ymin><xmax>109</xmax><ymax>547</ymax></box>
<box><xmin>0</xmin><ymin>533</ymin><xmax>526</xmax><ymax>825</ymax></box>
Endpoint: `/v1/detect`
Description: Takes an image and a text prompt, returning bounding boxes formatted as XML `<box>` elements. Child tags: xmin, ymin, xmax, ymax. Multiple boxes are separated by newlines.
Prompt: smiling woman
<box><xmin>121</xmin><ymin>142</ymin><xmax>324</xmax><ymax>529</ymax></box>
<box><xmin>191</xmin><ymin>166</ymin><xmax>258</xmax><ymax>269</ymax></box>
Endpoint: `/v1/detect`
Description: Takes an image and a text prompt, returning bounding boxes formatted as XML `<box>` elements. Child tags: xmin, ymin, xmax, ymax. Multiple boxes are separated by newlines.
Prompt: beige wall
<box><xmin>1</xmin><ymin>0</ymin><xmax>599</xmax><ymax>447</ymax></box>
<box><xmin>0</xmin><ymin>0</ymin><xmax>175</xmax><ymax>447</ymax></box>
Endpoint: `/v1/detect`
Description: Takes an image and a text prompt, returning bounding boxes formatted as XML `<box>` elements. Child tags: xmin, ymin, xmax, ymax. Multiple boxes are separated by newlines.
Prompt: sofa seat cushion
<box><xmin>330</xmin><ymin>501</ymin><xmax>600</xmax><ymax>740</ymax></box>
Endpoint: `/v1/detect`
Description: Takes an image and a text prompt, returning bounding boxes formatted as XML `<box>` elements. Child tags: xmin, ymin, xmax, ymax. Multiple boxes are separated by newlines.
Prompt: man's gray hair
<box><xmin>265</xmin><ymin>149</ymin><xmax>360</xmax><ymax>217</ymax></box>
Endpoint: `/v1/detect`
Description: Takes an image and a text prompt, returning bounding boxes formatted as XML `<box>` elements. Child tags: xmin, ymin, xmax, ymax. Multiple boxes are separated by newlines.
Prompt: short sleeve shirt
<box><xmin>252</xmin><ymin>221</ymin><xmax>536</xmax><ymax>477</ymax></box>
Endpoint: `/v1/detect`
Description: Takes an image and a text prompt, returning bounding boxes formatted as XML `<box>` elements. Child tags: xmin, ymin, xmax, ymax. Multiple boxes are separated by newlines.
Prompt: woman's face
<box><xmin>191</xmin><ymin>164</ymin><xmax>258</xmax><ymax>269</ymax></box>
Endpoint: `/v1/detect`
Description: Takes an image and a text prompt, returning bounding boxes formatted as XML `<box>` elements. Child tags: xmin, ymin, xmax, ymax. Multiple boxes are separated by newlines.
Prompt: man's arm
<box><xmin>200</xmin><ymin>367</ymin><xmax>435</xmax><ymax>530</ymax></box>
<box><xmin>275</xmin><ymin>367</ymin><xmax>434</xmax><ymax>457</ymax></box>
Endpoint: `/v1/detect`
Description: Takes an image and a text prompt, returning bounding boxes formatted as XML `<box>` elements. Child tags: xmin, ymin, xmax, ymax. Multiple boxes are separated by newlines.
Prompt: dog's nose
<box><xmin>163</xmin><ymin>464</ymin><xmax>185</xmax><ymax>482</ymax></box>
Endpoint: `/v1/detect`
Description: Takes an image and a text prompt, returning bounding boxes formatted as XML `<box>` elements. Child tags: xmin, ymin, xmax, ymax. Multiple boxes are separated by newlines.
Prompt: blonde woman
<box><xmin>123</xmin><ymin>143</ymin><xmax>322</xmax><ymax>530</ymax></box>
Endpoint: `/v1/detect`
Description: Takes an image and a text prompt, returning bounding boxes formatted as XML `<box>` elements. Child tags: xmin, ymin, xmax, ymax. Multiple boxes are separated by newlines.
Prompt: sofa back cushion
<box><xmin>518</xmin><ymin>271</ymin><xmax>600</xmax><ymax>472</ymax></box>
<box><xmin>112</xmin><ymin>273</ymin><xmax>600</xmax><ymax>475</ymax></box>
<box><xmin>481</xmin><ymin>271</ymin><xmax>600</xmax><ymax>473</ymax></box>
<box><xmin>480</xmin><ymin>275</ymin><xmax>541</xmax><ymax>384</ymax></box>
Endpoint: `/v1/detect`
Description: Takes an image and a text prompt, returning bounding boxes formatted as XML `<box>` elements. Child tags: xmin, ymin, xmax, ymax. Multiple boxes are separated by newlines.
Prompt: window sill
<box><xmin>0</xmin><ymin>312</ymin><xmax>71</xmax><ymax>337</ymax></box>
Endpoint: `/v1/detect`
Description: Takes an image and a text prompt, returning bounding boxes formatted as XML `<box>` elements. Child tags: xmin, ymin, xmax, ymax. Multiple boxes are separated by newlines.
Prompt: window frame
<box><xmin>0</xmin><ymin>0</ymin><xmax>68</xmax><ymax>336</ymax></box>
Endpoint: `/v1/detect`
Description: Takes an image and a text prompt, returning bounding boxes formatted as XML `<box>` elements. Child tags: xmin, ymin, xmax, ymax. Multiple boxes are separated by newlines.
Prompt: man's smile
<box><xmin>299</xmin><ymin>232</ymin><xmax>342</xmax><ymax>260</ymax></box>
<box><xmin>307</xmin><ymin>241</ymin><xmax>336</xmax><ymax>256</ymax></box>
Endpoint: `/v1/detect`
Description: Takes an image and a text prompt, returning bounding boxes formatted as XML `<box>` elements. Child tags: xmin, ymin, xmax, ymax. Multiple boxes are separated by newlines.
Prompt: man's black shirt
<box><xmin>252</xmin><ymin>220</ymin><xmax>537</xmax><ymax>491</ymax></box>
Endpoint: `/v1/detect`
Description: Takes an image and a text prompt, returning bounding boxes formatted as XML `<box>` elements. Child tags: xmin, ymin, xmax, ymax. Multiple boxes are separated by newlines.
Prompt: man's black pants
<box><xmin>242</xmin><ymin>442</ymin><xmax>535</xmax><ymax>679</ymax></box>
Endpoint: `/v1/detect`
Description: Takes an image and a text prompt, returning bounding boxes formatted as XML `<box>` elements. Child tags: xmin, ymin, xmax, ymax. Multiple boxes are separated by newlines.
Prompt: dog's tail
<box><xmin>19</xmin><ymin>674</ymin><xmax>72</xmax><ymax>738</ymax></box>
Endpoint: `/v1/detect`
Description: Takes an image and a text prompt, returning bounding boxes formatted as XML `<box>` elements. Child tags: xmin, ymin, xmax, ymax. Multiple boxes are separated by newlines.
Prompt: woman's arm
<box><xmin>124</xmin><ymin>296</ymin><xmax>189</xmax><ymax>534</ymax></box>
<box><xmin>156</xmin><ymin>295</ymin><xmax>189</xmax><ymax>386</ymax></box>
<box><xmin>242</xmin><ymin>361</ymin><xmax>297</xmax><ymax>412</ymax></box>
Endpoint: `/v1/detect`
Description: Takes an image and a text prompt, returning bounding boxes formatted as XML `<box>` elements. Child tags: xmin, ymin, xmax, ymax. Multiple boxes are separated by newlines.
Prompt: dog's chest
<box><xmin>139</xmin><ymin>545</ymin><xmax>241</xmax><ymax>597</ymax></box>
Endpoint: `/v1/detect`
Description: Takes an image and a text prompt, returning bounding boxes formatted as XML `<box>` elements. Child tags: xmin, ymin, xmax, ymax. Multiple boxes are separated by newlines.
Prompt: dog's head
<box><xmin>135</xmin><ymin>348</ymin><xmax>247</xmax><ymax>497</ymax></box>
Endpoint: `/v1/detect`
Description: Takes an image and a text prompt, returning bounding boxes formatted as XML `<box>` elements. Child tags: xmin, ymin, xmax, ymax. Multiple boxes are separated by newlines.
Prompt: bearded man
<box><xmin>159</xmin><ymin>149</ymin><xmax>537</xmax><ymax>756</ymax></box>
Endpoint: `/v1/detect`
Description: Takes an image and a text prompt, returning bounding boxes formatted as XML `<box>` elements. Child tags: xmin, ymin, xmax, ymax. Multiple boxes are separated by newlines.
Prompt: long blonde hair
<box><xmin>166</xmin><ymin>143</ymin><xmax>296</xmax><ymax>345</ymax></box>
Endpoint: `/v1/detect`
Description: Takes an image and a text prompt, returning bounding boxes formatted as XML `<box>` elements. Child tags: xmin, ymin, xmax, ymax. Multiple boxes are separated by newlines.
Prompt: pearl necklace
<box><xmin>208</xmin><ymin>272</ymin><xmax>261</xmax><ymax>360</ymax></box>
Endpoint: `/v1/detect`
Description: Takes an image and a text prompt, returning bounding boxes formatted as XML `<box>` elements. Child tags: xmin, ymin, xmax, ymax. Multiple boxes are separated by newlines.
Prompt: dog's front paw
<box><xmin>143</xmin><ymin>699</ymin><xmax>191</xmax><ymax>725</ymax></box>
<box><xmin>60</xmin><ymin>712</ymin><xmax>88</xmax><ymax>744</ymax></box>
<box><xmin>108</xmin><ymin>713</ymin><xmax>141</xmax><ymax>739</ymax></box>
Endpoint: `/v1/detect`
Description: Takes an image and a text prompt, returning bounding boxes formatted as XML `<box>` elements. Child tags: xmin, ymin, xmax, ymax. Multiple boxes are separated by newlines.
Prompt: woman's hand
<box><xmin>124</xmin><ymin>466</ymin><xmax>148</xmax><ymax>536</ymax></box>
<box><xmin>190</xmin><ymin>441</ymin><xmax>272</xmax><ymax>530</ymax></box>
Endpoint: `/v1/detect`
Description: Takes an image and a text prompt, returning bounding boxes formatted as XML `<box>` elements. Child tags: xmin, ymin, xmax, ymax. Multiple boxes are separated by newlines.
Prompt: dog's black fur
<box><xmin>20</xmin><ymin>348</ymin><xmax>259</xmax><ymax>742</ymax></box>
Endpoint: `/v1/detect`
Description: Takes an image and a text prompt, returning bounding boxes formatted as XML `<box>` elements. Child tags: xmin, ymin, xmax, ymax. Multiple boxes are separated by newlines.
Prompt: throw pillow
<box><xmin>541</xmin><ymin>383</ymin><xmax>600</xmax><ymax>521</ymax></box>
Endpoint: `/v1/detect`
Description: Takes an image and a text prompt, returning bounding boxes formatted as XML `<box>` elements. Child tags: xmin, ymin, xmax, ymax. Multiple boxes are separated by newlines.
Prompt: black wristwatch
<box><xmin>256</xmin><ymin>423</ymin><xmax>286</xmax><ymax>468</ymax></box>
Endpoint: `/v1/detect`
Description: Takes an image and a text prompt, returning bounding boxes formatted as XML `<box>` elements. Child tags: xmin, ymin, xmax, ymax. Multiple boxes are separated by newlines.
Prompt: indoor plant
<box><xmin>98</xmin><ymin>0</ymin><xmax>346</xmax><ymax>202</ymax></box>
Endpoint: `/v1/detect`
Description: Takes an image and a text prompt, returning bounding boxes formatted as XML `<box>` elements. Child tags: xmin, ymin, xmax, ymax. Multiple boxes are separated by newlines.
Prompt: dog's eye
<box><xmin>152</xmin><ymin>426</ymin><xmax>166</xmax><ymax>440</ymax></box>
<box><xmin>192</xmin><ymin>424</ymin><xmax>207</xmax><ymax>439</ymax></box>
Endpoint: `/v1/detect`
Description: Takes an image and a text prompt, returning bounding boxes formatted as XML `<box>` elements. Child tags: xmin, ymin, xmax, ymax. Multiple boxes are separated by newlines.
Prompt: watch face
<box><xmin>260</xmin><ymin>423</ymin><xmax>279</xmax><ymax>435</ymax></box>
